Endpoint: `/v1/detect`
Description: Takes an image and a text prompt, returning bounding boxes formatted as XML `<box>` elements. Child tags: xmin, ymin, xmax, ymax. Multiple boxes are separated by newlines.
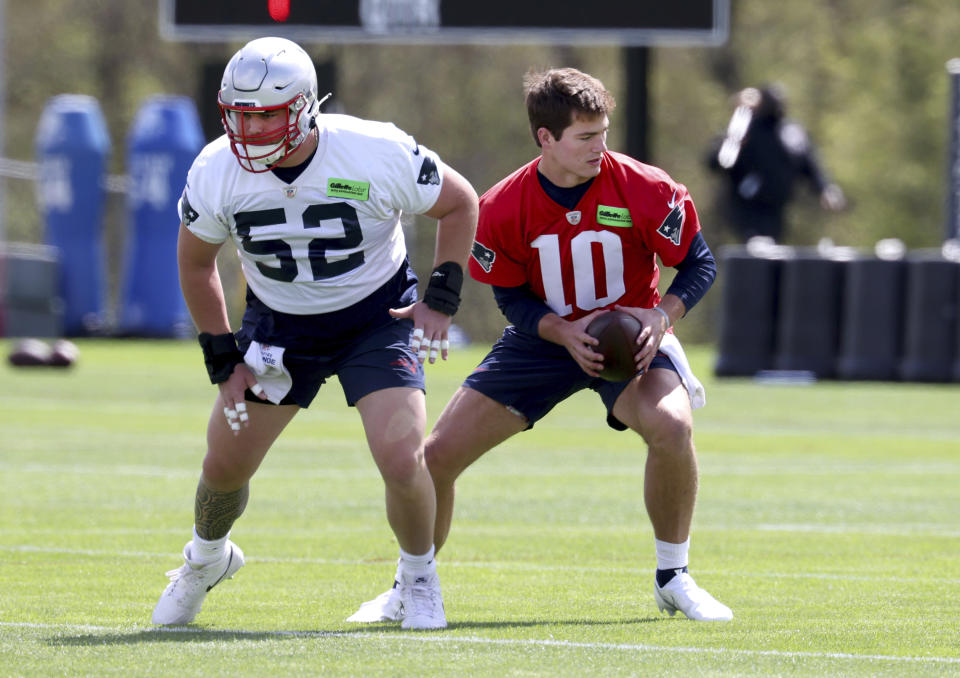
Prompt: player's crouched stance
<box><xmin>351</xmin><ymin>66</ymin><xmax>732</xmax><ymax>623</ymax></box>
<box><xmin>151</xmin><ymin>36</ymin><xmax>477</xmax><ymax>630</ymax></box>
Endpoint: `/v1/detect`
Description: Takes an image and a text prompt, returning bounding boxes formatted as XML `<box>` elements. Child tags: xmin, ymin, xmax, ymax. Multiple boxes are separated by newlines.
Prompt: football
<box><xmin>48</xmin><ymin>339</ymin><xmax>79</xmax><ymax>368</ymax></box>
<box><xmin>7</xmin><ymin>339</ymin><xmax>53</xmax><ymax>367</ymax></box>
<box><xmin>7</xmin><ymin>338</ymin><xmax>79</xmax><ymax>368</ymax></box>
<box><xmin>586</xmin><ymin>310</ymin><xmax>643</xmax><ymax>382</ymax></box>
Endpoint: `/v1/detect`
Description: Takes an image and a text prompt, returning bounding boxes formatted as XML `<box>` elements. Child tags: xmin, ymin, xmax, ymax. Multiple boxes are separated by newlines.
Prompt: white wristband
<box><xmin>653</xmin><ymin>305</ymin><xmax>671</xmax><ymax>329</ymax></box>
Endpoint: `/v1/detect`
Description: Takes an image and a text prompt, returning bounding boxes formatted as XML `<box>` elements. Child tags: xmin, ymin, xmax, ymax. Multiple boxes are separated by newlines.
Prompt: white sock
<box><xmin>190</xmin><ymin>526</ymin><xmax>229</xmax><ymax>565</ymax></box>
<box><xmin>655</xmin><ymin>537</ymin><xmax>690</xmax><ymax>571</ymax></box>
<box><xmin>399</xmin><ymin>545</ymin><xmax>436</xmax><ymax>577</ymax></box>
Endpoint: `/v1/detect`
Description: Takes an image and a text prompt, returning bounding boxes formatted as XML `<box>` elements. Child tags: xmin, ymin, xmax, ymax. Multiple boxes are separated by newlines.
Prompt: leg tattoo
<box><xmin>194</xmin><ymin>477</ymin><xmax>249</xmax><ymax>540</ymax></box>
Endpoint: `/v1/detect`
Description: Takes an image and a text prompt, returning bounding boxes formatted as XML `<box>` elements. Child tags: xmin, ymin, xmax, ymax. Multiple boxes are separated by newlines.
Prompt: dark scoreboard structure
<box><xmin>161</xmin><ymin>0</ymin><xmax>729</xmax><ymax>162</ymax></box>
<box><xmin>160</xmin><ymin>0</ymin><xmax>729</xmax><ymax>46</ymax></box>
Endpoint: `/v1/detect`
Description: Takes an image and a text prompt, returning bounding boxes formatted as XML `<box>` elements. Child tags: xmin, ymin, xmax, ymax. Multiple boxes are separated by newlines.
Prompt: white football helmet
<box><xmin>218</xmin><ymin>37</ymin><xmax>320</xmax><ymax>173</ymax></box>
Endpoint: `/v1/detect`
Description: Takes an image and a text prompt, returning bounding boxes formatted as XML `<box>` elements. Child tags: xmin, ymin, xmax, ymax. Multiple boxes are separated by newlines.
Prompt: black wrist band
<box><xmin>198</xmin><ymin>332</ymin><xmax>244</xmax><ymax>384</ymax></box>
<box><xmin>423</xmin><ymin>261</ymin><xmax>463</xmax><ymax>316</ymax></box>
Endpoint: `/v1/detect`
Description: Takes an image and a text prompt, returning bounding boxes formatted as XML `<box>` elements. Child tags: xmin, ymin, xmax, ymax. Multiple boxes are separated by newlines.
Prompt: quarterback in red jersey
<box><xmin>472</xmin><ymin>151</ymin><xmax>698</xmax><ymax>323</ymax></box>
<box><xmin>351</xmin><ymin>68</ymin><xmax>732</xmax><ymax>623</ymax></box>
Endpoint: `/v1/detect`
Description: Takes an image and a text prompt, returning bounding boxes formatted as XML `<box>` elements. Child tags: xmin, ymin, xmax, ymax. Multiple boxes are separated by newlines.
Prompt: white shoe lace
<box><xmin>403</xmin><ymin>574</ymin><xmax>444</xmax><ymax>623</ymax></box>
<box><xmin>163</xmin><ymin>564</ymin><xmax>207</xmax><ymax>600</ymax></box>
<box><xmin>165</xmin><ymin>565</ymin><xmax>189</xmax><ymax>582</ymax></box>
<box><xmin>407</xmin><ymin>581</ymin><xmax>440</xmax><ymax>618</ymax></box>
<box><xmin>166</xmin><ymin>551</ymin><xmax>230</xmax><ymax>592</ymax></box>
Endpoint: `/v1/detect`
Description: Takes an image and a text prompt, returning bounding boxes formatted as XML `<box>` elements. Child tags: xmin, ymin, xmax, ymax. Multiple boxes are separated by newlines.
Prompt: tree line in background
<box><xmin>3</xmin><ymin>0</ymin><xmax>959</xmax><ymax>343</ymax></box>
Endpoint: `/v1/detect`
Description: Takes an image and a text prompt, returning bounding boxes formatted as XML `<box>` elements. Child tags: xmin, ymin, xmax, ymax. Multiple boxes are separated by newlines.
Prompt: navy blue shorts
<box><xmin>235</xmin><ymin>260</ymin><xmax>424</xmax><ymax>408</ymax></box>
<box><xmin>463</xmin><ymin>326</ymin><xmax>677</xmax><ymax>431</ymax></box>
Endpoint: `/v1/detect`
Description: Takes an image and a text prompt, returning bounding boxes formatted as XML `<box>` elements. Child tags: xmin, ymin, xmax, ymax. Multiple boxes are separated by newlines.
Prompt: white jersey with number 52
<box><xmin>179</xmin><ymin>113</ymin><xmax>445</xmax><ymax>314</ymax></box>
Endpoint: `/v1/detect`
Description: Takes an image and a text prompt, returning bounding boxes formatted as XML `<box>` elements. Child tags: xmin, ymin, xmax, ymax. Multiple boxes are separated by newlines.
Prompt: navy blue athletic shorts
<box><xmin>235</xmin><ymin>260</ymin><xmax>424</xmax><ymax>408</ymax></box>
<box><xmin>463</xmin><ymin>325</ymin><xmax>677</xmax><ymax>431</ymax></box>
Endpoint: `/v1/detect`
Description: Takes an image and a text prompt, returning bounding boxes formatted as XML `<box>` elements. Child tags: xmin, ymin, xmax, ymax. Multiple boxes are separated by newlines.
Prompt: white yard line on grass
<box><xmin>3</xmin><ymin>544</ymin><xmax>960</xmax><ymax>584</ymax></box>
<box><xmin>1</xmin><ymin>621</ymin><xmax>958</xmax><ymax>666</ymax></box>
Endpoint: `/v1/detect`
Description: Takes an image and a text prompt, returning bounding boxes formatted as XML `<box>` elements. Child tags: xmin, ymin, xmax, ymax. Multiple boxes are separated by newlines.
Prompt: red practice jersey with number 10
<box><xmin>469</xmin><ymin>150</ymin><xmax>701</xmax><ymax>321</ymax></box>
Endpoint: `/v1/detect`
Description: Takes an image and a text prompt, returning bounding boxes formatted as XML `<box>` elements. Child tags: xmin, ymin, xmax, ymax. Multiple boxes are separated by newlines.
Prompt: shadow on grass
<box><xmin>48</xmin><ymin>617</ymin><xmax>661</xmax><ymax>647</ymax></box>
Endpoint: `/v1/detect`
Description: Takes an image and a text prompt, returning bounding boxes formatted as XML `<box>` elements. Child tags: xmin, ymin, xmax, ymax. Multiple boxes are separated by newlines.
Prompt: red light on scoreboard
<box><xmin>268</xmin><ymin>0</ymin><xmax>290</xmax><ymax>23</ymax></box>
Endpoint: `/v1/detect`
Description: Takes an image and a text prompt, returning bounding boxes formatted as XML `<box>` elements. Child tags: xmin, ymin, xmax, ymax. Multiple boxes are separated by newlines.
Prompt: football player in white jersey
<box><xmin>151</xmin><ymin>37</ymin><xmax>477</xmax><ymax>631</ymax></box>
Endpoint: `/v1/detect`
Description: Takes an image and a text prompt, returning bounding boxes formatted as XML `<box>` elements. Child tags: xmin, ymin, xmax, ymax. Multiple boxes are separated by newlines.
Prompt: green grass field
<box><xmin>1</xmin><ymin>339</ymin><xmax>958</xmax><ymax>677</ymax></box>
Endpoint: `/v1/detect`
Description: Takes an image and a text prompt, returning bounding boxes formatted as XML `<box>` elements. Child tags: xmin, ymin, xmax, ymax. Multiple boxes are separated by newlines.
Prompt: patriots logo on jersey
<box><xmin>657</xmin><ymin>193</ymin><xmax>684</xmax><ymax>245</ymax></box>
<box><xmin>417</xmin><ymin>156</ymin><xmax>440</xmax><ymax>185</ymax></box>
<box><xmin>181</xmin><ymin>190</ymin><xmax>199</xmax><ymax>226</ymax></box>
<box><xmin>471</xmin><ymin>241</ymin><xmax>496</xmax><ymax>273</ymax></box>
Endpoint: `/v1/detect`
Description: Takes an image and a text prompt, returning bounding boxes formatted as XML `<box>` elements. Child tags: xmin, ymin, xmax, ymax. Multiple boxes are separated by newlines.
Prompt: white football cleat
<box><xmin>346</xmin><ymin>583</ymin><xmax>405</xmax><ymax>623</ymax></box>
<box><xmin>347</xmin><ymin>559</ymin><xmax>406</xmax><ymax>623</ymax></box>
<box><xmin>151</xmin><ymin>540</ymin><xmax>245</xmax><ymax>625</ymax></box>
<box><xmin>654</xmin><ymin>572</ymin><xmax>733</xmax><ymax>621</ymax></box>
<box><xmin>399</xmin><ymin>568</ymin><xmax>446</xmax><ymax>630</ymax></box>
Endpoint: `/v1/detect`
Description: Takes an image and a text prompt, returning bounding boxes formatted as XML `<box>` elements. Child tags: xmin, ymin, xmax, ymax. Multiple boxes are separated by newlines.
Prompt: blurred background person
<box><xmin>707</xmin><ymin>85</ymin><xmax>846</xmax><ymax>244</ymax></box>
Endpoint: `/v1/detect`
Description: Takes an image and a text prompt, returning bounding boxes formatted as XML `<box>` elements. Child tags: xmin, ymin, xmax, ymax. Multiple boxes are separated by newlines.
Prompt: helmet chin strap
<box><xmin>250</xmin><ymin>122</ymin><xmax>319</xmax><ymax>168</ymax></box>
<box><xmin>247</xmin><ymin>144</ymin><xmax>287</xmax><ymax>167</ymax></box>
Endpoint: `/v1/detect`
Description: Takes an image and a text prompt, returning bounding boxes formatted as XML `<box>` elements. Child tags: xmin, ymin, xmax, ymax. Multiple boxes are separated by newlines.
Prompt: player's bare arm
<box><xmin>423</xmin><ymin>166</ymin><xmax>478</xmax><ymax>269</ymax></box>
<box><xmin>537</xmin><ymin>310</ymin><xmax>605</xmax><ymax>377</ymax></box>
<box><xmin>177</xmin><ymin>222</ymin><xmax>231</xmax><ymax>335</ymax></box>
<box><xmin>615</xmin><ymin>293</ymin><xmax>686</xmax><ymax>373</ymax></box>
<box><xmin>177</xmin><ymin>222</ymin><xmax>266</xmax><ymax>428</ymax></box>
<box><xmin>390</xmin><ymin>166</ymin><xmax>478</xmax><ymax>363</ymax></box>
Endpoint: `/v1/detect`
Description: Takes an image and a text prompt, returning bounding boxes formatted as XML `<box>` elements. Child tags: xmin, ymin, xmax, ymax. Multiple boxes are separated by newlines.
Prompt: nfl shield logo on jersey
<box><xmin>566</xmin><ymin>211</ymin><xmax>581</xmax><ymax>225</ymax></box>
<box><xmin>284</xmin><ymin>187</ymin><xmax>298</xmax><ymax>199</ymax></box>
